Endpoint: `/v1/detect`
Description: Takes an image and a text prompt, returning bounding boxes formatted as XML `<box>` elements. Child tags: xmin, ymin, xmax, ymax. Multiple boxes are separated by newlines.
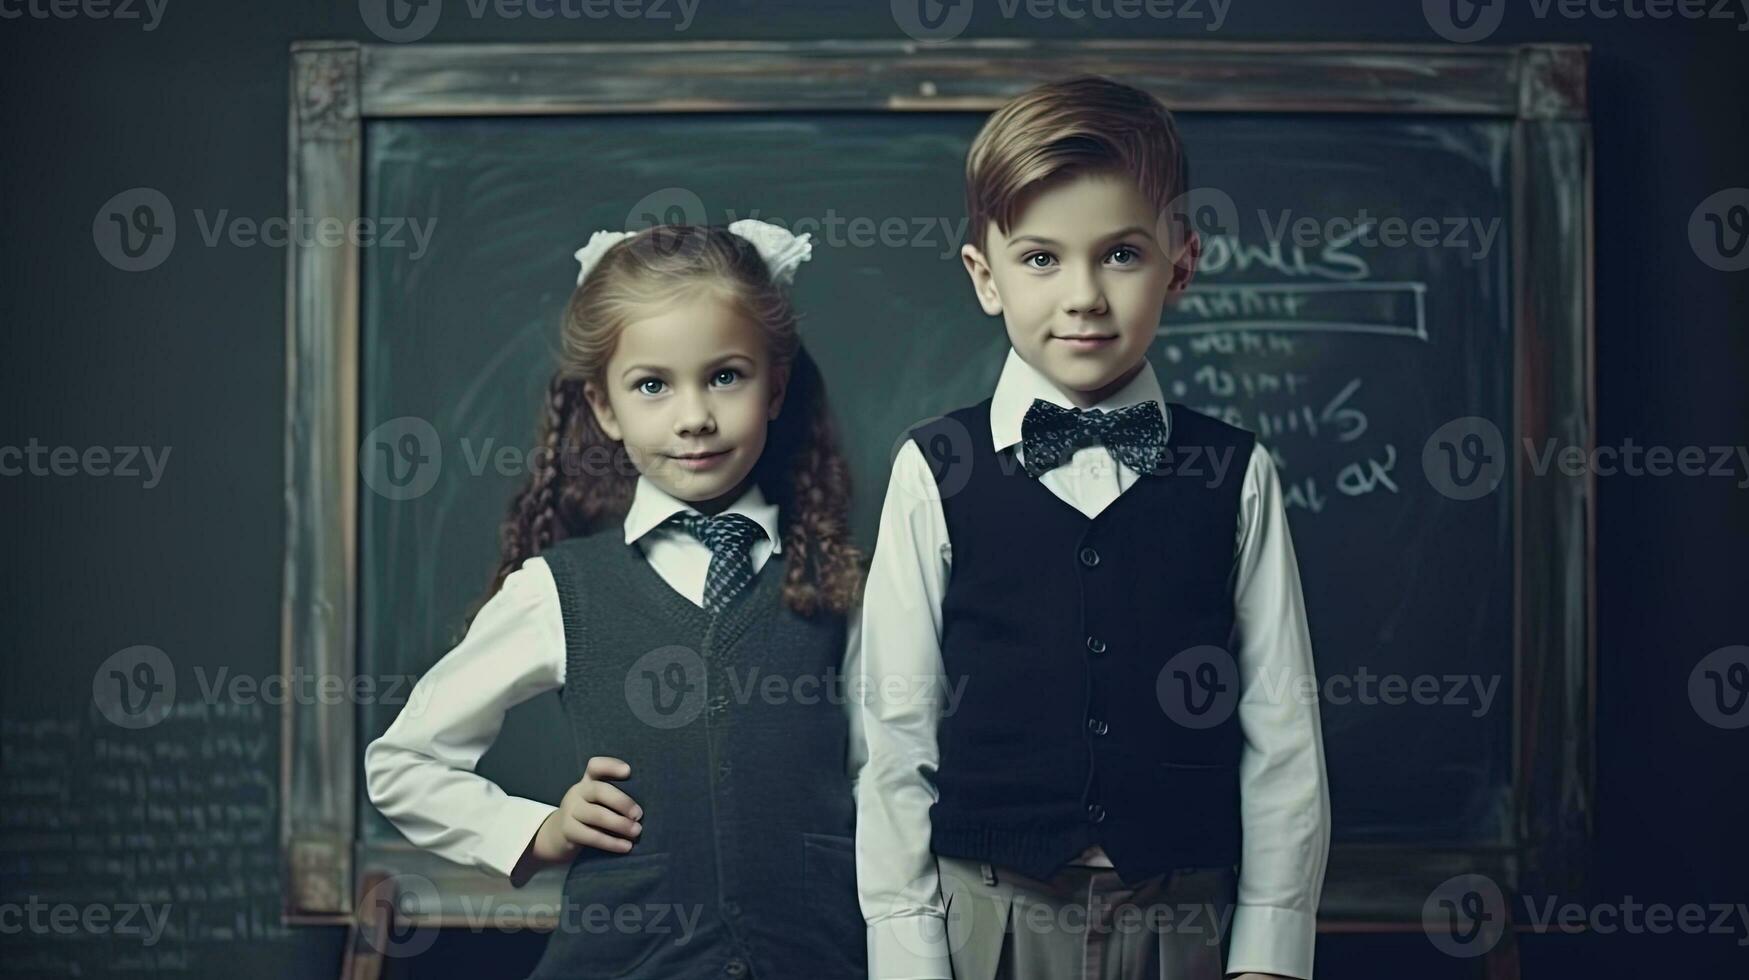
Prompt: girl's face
<box><xmin>584</xmin><ymin>289</ymin><xmax>786</xmax><ymax>512</ymax></box>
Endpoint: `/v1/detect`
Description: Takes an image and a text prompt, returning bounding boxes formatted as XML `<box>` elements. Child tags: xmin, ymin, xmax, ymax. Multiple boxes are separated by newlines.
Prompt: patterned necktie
<box><xmin>667</xmin><ymin>511</ymin><xmax>765</xmax><ymax>612</ymax></box>
<box><xmin>1018</xmin><ymin>399</ymin><xmax>1169</xmax><ymax>479</ymax></box>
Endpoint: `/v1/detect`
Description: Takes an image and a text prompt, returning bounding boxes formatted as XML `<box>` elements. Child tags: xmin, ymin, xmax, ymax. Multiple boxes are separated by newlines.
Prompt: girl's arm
<box><xmin>364</xmin><ymin>559</ymin><xmax>565</xmax><ymax>885</ymax></box>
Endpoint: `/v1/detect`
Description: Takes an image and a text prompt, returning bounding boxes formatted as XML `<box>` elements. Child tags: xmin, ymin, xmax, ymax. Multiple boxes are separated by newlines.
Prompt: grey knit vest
<box><xmin>524</xmin><ymin>530</ymin><xmax>865</xmax><ymax>980</ymax></box>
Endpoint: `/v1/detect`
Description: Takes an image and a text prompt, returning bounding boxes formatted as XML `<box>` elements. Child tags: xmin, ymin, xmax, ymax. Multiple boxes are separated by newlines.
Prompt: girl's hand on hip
<box><xmin>533</xmin><ymin>755</ymin><xmax>644</xmax><ymax>863</ymax></box>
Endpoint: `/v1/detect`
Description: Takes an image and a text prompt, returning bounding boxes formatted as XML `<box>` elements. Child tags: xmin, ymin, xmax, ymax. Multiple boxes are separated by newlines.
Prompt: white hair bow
<box><xmin>572</xmin><ymin>218</ymin><xmax>813</xmax><ymax>287</ymax></box>
<box><xmin>571</xmin><ymin>230</ymin><xmax>634</xmax><ymax>286</ymax></box>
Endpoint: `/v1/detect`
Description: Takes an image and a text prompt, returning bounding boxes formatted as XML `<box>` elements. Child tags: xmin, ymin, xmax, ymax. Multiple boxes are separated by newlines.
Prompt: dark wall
<box><xmin>2</xmin><ymin>1</ymin><xmax>1744</xmax><ymax>976</ymax></box>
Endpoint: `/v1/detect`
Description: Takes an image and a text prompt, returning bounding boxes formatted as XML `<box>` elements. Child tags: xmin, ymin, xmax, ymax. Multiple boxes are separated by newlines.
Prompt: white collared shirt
<box><xmin>365</xmin><ymin>477</ymin><xmax>864</xmax><ymax>885</ymax></box>
<box><xmin>855</xmin><ymin>348</ymin><xmax>1332</xmax><ymax>980</ymax></box>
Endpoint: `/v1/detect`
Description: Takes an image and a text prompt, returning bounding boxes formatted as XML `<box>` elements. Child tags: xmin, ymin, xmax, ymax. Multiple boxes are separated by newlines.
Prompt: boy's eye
<box><xmin>1023</xmin><ymin>252</ymin><xmax>1057</xmax><ymax>270</ymax></box>
<box><xmin>1107</xmin><ymin>245</ymin><xmax>1141</xmax><ymax>266</ymax></box>
<box><xmin>634</xmin><ymin>378</ymin><xmax>666</xmax><ymax>396</ymax></box>
<box><xmin>710</xmin><ymin>368</ymin><xmax>741</xmax><ymax>387</ymax></box>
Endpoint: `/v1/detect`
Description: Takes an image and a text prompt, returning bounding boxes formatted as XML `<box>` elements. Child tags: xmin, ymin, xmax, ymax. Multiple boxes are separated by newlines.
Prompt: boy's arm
<box><xmin>364</xmin><ymin>559</ymin><xmax>565</xmax><ymax>887</ymax></box>
<box><xmin>1224</xmin><ymin>445</ymin><xmax>1332</xmax><ymax>980</ymax></box>
<box><xmin>854</xmin><ymin>438</ymin><xmax>955</xmax><ymax>980</ymax></box>
<box><xmin>844</xmin><ymin>606</ymin><xmax>866</xmax><ymax>786</ymax></box>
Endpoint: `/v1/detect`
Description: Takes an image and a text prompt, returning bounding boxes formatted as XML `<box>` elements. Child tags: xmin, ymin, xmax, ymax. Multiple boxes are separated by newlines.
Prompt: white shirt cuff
<box><xmin>868</xmin><ymin>914</ymin><xmax>954</xmax><ymax>980</ymax></box>
<box><xmin>476</xmin><ymin>798</ymin><xmax>559</xmax><ymax>887</ymax></box>
<box><xmin>1224</xmin><ymin>903</ymin><xmax>1318</xmax><ymax>979</ymax></box>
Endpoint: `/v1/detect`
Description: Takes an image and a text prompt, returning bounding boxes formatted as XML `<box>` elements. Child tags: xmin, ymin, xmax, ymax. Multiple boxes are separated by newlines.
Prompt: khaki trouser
<box><xmin>937</xmin><ymin>856</ymin><xmax>1237</xmax><ymax>980</ymax></box>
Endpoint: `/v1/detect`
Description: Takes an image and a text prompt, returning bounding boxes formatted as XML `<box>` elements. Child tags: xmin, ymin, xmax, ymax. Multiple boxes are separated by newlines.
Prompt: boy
<box><xmin>854</xmin><ymin>76</ymin><xmax>1330</xmax><ymax>980</ymax></box>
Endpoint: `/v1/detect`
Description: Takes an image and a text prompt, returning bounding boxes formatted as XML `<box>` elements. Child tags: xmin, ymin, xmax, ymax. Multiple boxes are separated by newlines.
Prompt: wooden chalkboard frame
<box><xmin>282</xmin><ymin>39</ymin><xmax>1594</xmax><ymax>933</ymax></box>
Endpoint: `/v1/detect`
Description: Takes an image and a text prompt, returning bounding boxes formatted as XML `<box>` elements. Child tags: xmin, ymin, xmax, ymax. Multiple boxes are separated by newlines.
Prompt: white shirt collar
<box><xmin>622</xmin><ymin>475</ymin><xmax>783</xmax><ymax>554</ymax></box>
<box><xmin>987</xmin><ymin>346</ymin><xmax>1172</xmax><ymax>452</ymax></box>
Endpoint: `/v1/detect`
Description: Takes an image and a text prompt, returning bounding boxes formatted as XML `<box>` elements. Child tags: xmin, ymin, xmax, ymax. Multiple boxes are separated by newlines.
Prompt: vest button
<box><xmin>718</xmin><ymin>762</ymin><xmax>733</xmax><ymax>779</ymax></box>
<box><xmin>1078</xmin><ymin>546</ymin><xmax>1100</xmax><ymax>567</ymax></box>
<box><xmin>723</xmin><ymin>900</ymin><xmax>741</xmax><ymax>917</ymax></box>
<box><xmin>1087</xmin><ymin>803</ymin><xmax>1107</xmax><ymax>823</ymax></box>
<box><xmin>724</xmin><ymin>959</ymin><xmax>748</xmax><ymax>977</ymax></box>
<box><xmin>1086</xmin><ymin>718</ymin><xmax>1109</xmax><ymax>736</ymax></box>
<box><xmin>1086</xmin><ymin>635</ymin><xmax>1106</xmax><ymax>654</ymax></box>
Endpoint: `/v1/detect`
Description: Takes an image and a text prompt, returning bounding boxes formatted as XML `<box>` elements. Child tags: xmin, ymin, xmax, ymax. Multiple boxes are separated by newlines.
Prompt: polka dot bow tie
<box><xmin>1018</xmin><ymin>399</ymin><xmax>1169</xmax><ymax>480</ymax></box>
<box><xmin>667</xmin><ymin>511</ymin><xmax>766</xmax><ymax>612</ymax></box>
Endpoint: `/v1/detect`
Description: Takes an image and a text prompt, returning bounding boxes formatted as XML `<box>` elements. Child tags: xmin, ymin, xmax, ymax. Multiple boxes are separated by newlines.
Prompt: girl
<box><xmin>365</xmin><ymin>220</ymin><xmax>869</xmax><ymax>980</ymax></box>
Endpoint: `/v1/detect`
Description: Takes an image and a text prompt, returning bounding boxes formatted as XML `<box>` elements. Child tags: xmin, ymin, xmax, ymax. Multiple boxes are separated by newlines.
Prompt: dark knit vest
<box><xmin>525</xmin><ymin>531</ymin><xmax>865</xmax><ymax>980</ymax></box>
<box><xmin>912</xmin><ymin>398</ymin><xmax>1255</xmax><ymax>886</ymax></box>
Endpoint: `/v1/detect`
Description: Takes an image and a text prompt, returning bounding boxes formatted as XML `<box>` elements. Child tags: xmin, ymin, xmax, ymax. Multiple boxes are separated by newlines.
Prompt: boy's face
<box><xmin>583</xmin><ymin>290</ymin><xmax>786</xmax><ymax>513</ymax></box>
<box><xmin>961</xmin><ymin>170</ymin><xmax>1199</xmax><ymax>407</ymax></box>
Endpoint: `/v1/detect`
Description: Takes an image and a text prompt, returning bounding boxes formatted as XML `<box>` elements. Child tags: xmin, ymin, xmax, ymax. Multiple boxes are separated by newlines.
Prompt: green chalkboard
<box><xmin>357</xmin><ymin>110</ymin><xmax>1516</xmax><ymax>861</ymax></box>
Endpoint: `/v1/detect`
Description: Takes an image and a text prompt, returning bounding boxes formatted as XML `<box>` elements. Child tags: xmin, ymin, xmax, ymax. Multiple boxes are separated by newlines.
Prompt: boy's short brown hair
<box><xmin>964</xmin><ymin>75</ymin><xmax>1189</xmax><ymax>251</ymax></box>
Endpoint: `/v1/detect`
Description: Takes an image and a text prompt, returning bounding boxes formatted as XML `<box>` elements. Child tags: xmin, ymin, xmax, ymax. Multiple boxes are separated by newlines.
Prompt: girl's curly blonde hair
<box><xmin>470</xmin><ymin>224</ymin><xmax>864</xmax><ymax>625</ymax></box>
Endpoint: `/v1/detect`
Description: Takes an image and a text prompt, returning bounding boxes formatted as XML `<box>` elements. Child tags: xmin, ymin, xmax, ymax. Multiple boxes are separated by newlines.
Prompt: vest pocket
<box><xmin>535</xmin><ymin>850</ymin><xmax>675</xmax><ymax>979</ymax></box>
<box><xmin>801</xmin><ymin>833</ymin><xmax>868</xmax><ymax>977</ymax></box>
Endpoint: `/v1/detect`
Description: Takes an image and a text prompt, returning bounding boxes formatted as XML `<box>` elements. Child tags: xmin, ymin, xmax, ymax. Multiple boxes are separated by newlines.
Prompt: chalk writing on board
<box><xmin>0</xmin><ymin>700</ymin><xmax>294</xmax><ymax>976</ymax></box>
<box><xmin>1159</xmin><ymin>326</ymin><xmax>1406</xmax><ymax>515</ymax></box>
<box><xmin>1168</xmin><ymin>282</ymin><xmax>1429</xmax><ymax>341</ymax></box>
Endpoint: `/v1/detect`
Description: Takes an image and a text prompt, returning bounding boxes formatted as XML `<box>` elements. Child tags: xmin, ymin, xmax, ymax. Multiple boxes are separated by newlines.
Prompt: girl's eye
<box><xmin>710</xmin><ymin>368</ymin><xmax>741</xmax><ymax>387</ymax></box>
<box><xmin>1023</xmin><ymin>252</ymin><xmax>1057</xmax><ymax>270</ymax></box>
<box><xmin>1107</xmin><ymin>246</ymin><xmax>1141</xmax><ymax>266</ymax></box>
<box><xmin>635</xmin><ymin>378</ymin><xmax>666</xmax><ymax>396</ymax></box>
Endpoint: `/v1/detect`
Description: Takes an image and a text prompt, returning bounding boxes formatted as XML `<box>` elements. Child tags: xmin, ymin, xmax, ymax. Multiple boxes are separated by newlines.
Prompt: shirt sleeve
<box><xmin>854</xmin><ymin>438</ymin><xmax>955</xmax><ymax>980</ymax></box>
<box><xmin>1224</xmin><ymin>444</ymin><xmax>1333</xmax><ymax>980</ymax></box>
<box><xmin>363</xmin><ymin>557</ymin><xmax>566</xmax><ymax>887</ymax></box>
<box><xmin>844</xmin><ymin>604</ymin><xmax>868</xmax><ymax>786</ymax></box>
